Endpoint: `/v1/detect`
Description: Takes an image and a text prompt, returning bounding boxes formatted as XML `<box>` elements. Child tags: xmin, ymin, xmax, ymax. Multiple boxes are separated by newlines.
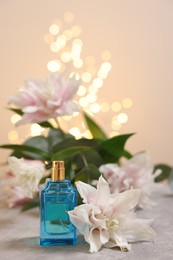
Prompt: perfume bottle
<box><xmin>40</xmin><ymin>161</ymin><xmax>77</xmax><ymax>246</ymax></box>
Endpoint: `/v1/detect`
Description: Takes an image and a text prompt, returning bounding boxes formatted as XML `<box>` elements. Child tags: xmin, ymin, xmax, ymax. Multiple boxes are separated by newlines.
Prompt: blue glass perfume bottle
<box><xmin>40</xmin><ymin>161</ymin><xmax>77</xmax><ymax>246</ymax></box>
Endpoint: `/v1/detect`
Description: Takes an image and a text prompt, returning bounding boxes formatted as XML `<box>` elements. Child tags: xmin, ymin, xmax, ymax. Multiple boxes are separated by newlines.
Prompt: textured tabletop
<box><xmin>0</xmin><ymin>185</ymin><xmax>173</xmax><ymax>260</ymax></box>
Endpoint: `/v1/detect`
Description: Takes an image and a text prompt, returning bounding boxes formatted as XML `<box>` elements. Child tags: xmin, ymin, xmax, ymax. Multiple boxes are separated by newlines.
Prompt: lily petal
<box><xmin>85</xmin><ymin>228</ymin><xmax>103</xmax><ymax>253</ymax></box>
<box><xmin>110</xmin><ymin>189</ymin><xmax>141</xmax><ymax>215</ymax></box>
<box><xmin>120</xmin><ymin>212</ymin><xmax>156</xmax><ymax>242</ymax></box>
<box><xmin>108</xmin><ymin>230</ymin><xmax>131</xmax><ymax>251</ymax></box>
<box><xmin>75</xmin><ymin>181</ymin><xmax>97</xmax><ymax>204</ymax></box>
<box><xmin>96</xmin><ymin>176</ymin><xmax>110</xmax><ymax>210</ymax></box>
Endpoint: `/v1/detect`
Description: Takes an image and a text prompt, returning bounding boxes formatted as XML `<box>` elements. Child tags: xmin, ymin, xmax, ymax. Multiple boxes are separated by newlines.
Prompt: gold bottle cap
<box><xmin>51</xmin><ymin>161</ymin><xmax>65</xmax><ymax>181</ymax></box>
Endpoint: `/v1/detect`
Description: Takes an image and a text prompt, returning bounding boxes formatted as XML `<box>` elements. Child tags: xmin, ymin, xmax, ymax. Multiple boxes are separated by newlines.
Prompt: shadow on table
<box><xmin>3</xmin><ymin>235</ymin><xmax>92</xmax><ymax>254</ymax></box>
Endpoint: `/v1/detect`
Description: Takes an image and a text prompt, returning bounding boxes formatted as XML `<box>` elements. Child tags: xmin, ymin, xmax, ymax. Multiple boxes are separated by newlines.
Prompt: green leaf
<box><xmin>8</xmin><ymin>108</ymin><xmax>23</xmax><ymax>115</ymax></box>
<box><xmin>51</xmin><ymin>137</ymin><xmax>98</xmax><ymax>154</ymax></box>
<box><xmin>83</xmin><ymin>112</ymin><xmax>107</xmax><ymax>140</ymax></box>
<box><xmin>74</xmin><ymin>164</ymin><xmax>101</xmax><ymax>183</ymax></box>
<box><xmin>75</xmin><ymin>149</ymin><xmax>103</xmax><ymax>168</ymax></box>
<box><xmin>48</xmin><ymin>128</ymin><xmax>73</xmax><ymax>150</ymax></box>
<box><xmin>52</xmin><ymin>146</ymin><xmax>90</xmax><ymax>161</ymax></box>
<box><xmin>24</xmin><ymin>136</ymin><xmax>48</xmax><ymax>149</ymax></box>
<box><xmin>98</xmin><ymin>133</ymin><xmax>134</xmax><ymax>163</ymax></box>
<box><xmin>38</xmin><ymin>121</ymin><xmax>54</xmax><ymax>128</ymax></box>
<box><xmin>21</xmin><ymin>198</ymin><xmax>39</xmax><ymax>212</ymax></box>
<box><xmin>0</xmin><ymin>144</ymin><xmax>50</xmax><ymax>160</ymax></box>
<box><xmin>154</xmin><ymin>164</ymin><xmax>172</xmax><ymax>182</ymax></box>
<box><xmin>122</xmin><ymin>150</ymin><xmax>133</xmax><ymax>159</ymax></box>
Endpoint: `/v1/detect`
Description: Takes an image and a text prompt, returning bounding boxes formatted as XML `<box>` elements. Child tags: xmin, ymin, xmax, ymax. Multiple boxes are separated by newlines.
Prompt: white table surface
<box><xmin>0</xmin><ymin>185</ymin><xmax>173</xmax><ymax>260</ymax></box>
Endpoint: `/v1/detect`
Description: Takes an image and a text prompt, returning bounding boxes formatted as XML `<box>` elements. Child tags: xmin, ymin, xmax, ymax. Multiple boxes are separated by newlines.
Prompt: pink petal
<box><xmin>75</xmin><ymin>181</ymin><xmax>97</xmax><ymax>204</ymax></box>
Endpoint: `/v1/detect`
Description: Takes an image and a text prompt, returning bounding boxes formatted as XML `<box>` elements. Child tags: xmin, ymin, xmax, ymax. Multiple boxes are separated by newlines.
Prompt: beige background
<box><xmin>0</xmin><ymin>0</ymin><xmax>173</xmax><ymax>168</ymax></box>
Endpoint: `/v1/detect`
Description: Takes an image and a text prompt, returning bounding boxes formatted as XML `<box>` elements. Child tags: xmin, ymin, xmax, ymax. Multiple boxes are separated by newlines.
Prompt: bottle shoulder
<box><xmin>40</xmin><ymin>178</ymin><xmax>77</xmax><ymax>194</ymax></box>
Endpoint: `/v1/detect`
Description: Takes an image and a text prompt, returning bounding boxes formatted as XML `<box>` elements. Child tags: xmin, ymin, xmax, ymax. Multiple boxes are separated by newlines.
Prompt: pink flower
<box><xmin>7</xmin><ymin>157</ymin><xmax>46</xmax><ymax>198</ymax></box>
<box><xmin>9</xmin><ymin>73</ymin><xmax>80</xmax><ymax>125</ymax></box>
<box><xmin>3</xmin><ymin>186</ymin><xmax>28</xmax><ymax>208</ymax></box>
<box><xmin>0</xmin><ymin>158</ymin><xmax>46</xmax><ymax>208</ymax></box>
<box><xmin>99</xmin><ymin>153</ymin><xmax>159</xmax><ymax>208</ymax></box>
<box><xmin>0</xmin><ymin>171</ymin><xmax>28</xmax><ymax>208</ymax></box>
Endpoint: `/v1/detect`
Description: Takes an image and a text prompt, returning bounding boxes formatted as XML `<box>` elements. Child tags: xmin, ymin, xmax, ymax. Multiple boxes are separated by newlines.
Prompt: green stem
<box><xmin>80</xmin><ymin>153</ymin><xmax>88</xmax><ymax>167</ymax></box>
<box><xmin>54</xmin><ymin>117</ymin><xmax>61</xmax><ymax>128</ymax></box>
<box><xmin>54</xmin><ymin>117</ymin><xmax>65</xmax><ymax>139</ymax></box>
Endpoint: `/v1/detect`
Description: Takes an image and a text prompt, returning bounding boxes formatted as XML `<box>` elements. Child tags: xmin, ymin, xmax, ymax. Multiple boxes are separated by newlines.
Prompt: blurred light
<box><xmin>77</xmin><ymin>85</ymin><xmax>87</xmax><ymax>96</ymax></box>
<box><xmin>43</xmin><ymin>34</ymin><xmax>54</xmax><ymax>44</ymax></box>
<box><xmin>75</xmin><ymin>73</ymin><xmax>80</xmax><ymax>80</ymax></box>
<box><xmin>61</xmin><ymin>52</ymin><xmax>71</xmax><ymax>63</ymax></box>
<box><xmin>111</xmin><ymin>102</ymin><xmax>122</xmax><ymax>112</ymax></box>
<box><xmin>64</xmin><ymin>12</ymin><xmax>74</xmax><ymax>23</ymax></box>
<box><xmin>63</xmin><ymin>115</ymin><xmax>72</xmax><ymax>121</ymax></box>
<box><xmin>31</xmin><ymin>124</ymin><xmax>44</xmax><ymax>136</ymax></box>
<box><xmin>50</xmin><ymin>42</ymin><xmax>60</xmax><ymax>52</ymax></box>
<box><xmin>47</xmin><ymin>60</ymin><xmax>61</xmax><ymax>72</ymax></box>
<box><xmin>69</xmin><ymin>72</ymin><xmax>80</xmax><ymax>80</ymax></box>
<box><xmin>90</xmin><ymin>103</ymin><xmax>101</xmax><ymax>113</ymax></box>
<box><xmin>81</xmin><ymin>72</ymin><xmax>92</xmax><ymax>83</ymax></box>
<box><xmin>111</xmin><ymin>119</ymin><xmax>122</xmax><ymax>130</ymax></box>
<box><xmin>8</xmin><ymin>130</ymin><xmax>18</xmax><ymax>142</ymax></box>
<box><xmin>97</xmin><ymin>70</ymin><xmax>109</xmax><ymax>79</ymax></box>
<box><xmin>100</xmin><ymin>102</ymin><xmax>110</xmax><ymax>112</ymax></box>
<box><xmin>49</xmin><ymin>24</ymin><xmax>60</xmax><ymax>35</ymax></box>
<box><xmin>122</xmin><ymin>98</ymin><xmax>133</xmax><ymax>108</ymax></box>
<box><xmin>11</xmin><ymin>114</ymin><xmax>21</xmax><ymax>125</ymax></box>
<box><xmin>73</xmin><ymin>59</ymin><xmax>83</xmax><ymax>68</ymax></box>
<box><xmin>73</xmin><ymin>111</ymin><xmax>80</xmax><ymax>117</ymax></box>
<box><xmin>73</xmin><ymin>38</ymin><xmax>83</xmax><ymax>46</ymax></box>
<box><xmin>110</xmin><ymin>131</ymin><xmax>119</xmax><ymax>137</ymax></box>
<box><xmin>92</xmin><ymin>78</ymin><xmax>103</xmax><ymax>88</ymax></box>
<box><xmin>85</xmin><ymin>56</ymin><xmax>95</xmax><ymax>66</ymax></box>
<box><xmin>56</xmin><ymin>36</ymin><xmax>66</xmax><ymax>49</ymax></box>
<box><xmin>83</xmin><ymin>129</ymin><xmax>92</xmax><ymax>139</ymax></box>
<box><xmin>101</xmin><ymin>62</ymin><xmax>112</xmax><ymax>72</ymax></box>
<box><xmin>88</xmin><ymin>85</ymin><xmax>98</xmax><ymax>94</ymax></box>
<box><xmin>86</xmin><ymin>93</ymin><xmax>97</xmax><ymax>103</ymax></box>
<box><xmin>69</xmin><ymin>127</ymin><xmax>81</xmax><ymax>138</ymax></box>
<box><xmin>79</xmin><ymin>97</ymin><xmax>88</xmax><ymax>107</ymax></box>
<box><xmin>63</xmin><ymin>29</ymin><xmax>73</xmax><ymax>40</ymax></box>
<box><xmin>117</xmin><ymin>113</ymin><xmax>128</xmax><ymax>124</ymax></box>
<box><xmin>71</xmin><ymin>49</ymin><xmax>81</xmax><ymax>60</ymax></box>
<box><xmin>82</xmin><ymin>122</ymin><xmax>86</xmax><ymax>129</ymax></box>
<box><xmin>101</xmin><ymin>50</ymin><xmax>112</xmax><ymax>61</ymax></box>
<box><xmin>71</xmin><ymin>25</ymin><xmax>82</xmax><ymax>37</ymax></box>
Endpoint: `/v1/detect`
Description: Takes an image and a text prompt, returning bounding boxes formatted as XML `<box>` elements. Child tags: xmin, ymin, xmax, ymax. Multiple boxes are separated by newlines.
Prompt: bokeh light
<box><xmin>49</xmin><ymin>24</ymin><xmax>60</xmax><ymax>35</ymax></box>
<box><xmin>64</xmin><ymin>12</ymin><xmax>74</xmax><ymax>23</ymax></box>
<box><xmin>43</xmin><ymin>11</ymin><xmax>132</xmax><ymax>140</ymax></box>
<box><xmin>8</xmin><ymin>130</ymin><xmax>19</xmax><ymax>142</ymax></box>
<box><xmin>122</xmin><ymin>98</ymin><xmax>133</xmax><ymax>108</ymax></box>
<box><xmin>117</xmin><ymin>113</ymin><xmax>128</xmax><ymax>124</ymax></box>
<box><xmin>30</xmin><ymin>124</ymin><xmax>44</xmax><ymax>136</ymax></box>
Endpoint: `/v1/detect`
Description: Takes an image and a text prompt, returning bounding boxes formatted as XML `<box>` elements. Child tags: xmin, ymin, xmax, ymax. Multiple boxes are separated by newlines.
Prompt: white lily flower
<box><xmin>8</xmin><ymin>156</ymin><xmax>45</xmax><ymax>198</ymax></box>
<box><xmin>68</xmin><ymin>176</ymin><xmax>155</xmax><ymax>253</ymax></box>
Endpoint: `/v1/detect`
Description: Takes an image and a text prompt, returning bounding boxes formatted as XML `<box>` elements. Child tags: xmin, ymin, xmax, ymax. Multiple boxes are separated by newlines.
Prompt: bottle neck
<box><xmin>51</xmin><ymin>161</ymin><xmax>65</xmax><ymax>181</ymax></box>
